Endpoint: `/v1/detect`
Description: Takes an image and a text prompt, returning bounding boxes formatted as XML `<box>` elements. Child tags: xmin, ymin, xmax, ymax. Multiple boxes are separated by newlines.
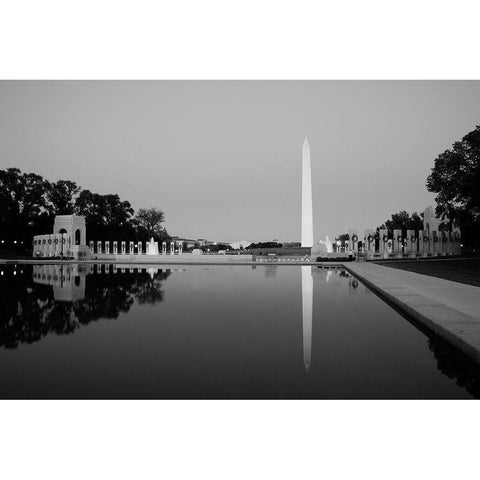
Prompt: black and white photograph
<box><xmin>1</xmin><ymin>1</ymin><xmax>479</xmax><ymax>479</ymax></box>
<box><xmin>1</xmin><ymin>80</ymin><xmax>480</xmax><ymax>400</ymax></box>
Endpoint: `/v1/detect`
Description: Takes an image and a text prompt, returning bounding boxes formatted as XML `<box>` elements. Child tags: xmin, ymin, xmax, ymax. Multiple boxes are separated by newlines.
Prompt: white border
<box><xmin>1</xmin><ymin>1</ymin><xmax>480</xmax><ymax>479</ymax></box>
<box><xmin>1</xmin><ymin>0</ymin><xmax>480</xmax><ymax>79</ymax></box>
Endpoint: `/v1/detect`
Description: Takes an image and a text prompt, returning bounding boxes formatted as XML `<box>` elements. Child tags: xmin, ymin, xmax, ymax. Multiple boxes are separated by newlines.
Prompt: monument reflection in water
<box><xmin>0</xmin><ymin>264</ymin><xmax>479</xmax><ymax>399</ymax></box>
<box><xmin>302</xmin><ymin>266</ymin><xmax>312</xmax><ymax>371</ymax></box>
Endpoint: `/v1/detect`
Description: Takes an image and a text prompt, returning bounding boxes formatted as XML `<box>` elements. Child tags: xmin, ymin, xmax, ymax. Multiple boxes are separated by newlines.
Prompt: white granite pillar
<box><xmin>393</xmin><ymin>229</ymin><xmax>402</xmax><ymax>257</ymax></box>
<box><xmin>406</xmin><ymin>229</ymin><xmax>416</xmax><ymax>257</ymax></box>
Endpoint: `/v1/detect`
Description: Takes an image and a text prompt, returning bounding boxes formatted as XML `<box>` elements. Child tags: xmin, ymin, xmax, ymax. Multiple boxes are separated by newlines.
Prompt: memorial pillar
<box><xmin>440</xmin><ymin>233</ymin><xmax>447</xmax><ymax>257</ymax></box>
<box><xmin>379</xmin><ymin>229</ymin><xmax>388</xmax><ymax>258</ymax></box>
<box><xmin>113</xmin><ymin>241</ymin><xmax>118</xmax><ymax>255</ymax></box>
<box><xmin>406</xmin><ymin>229</ymin><xmax>416</xmax><ymax>258</ymax></box>
<box><xmin>170</xmin><ymin>242</ymin><xmax>175</xmax><ymax>254</ymax></box>
<box><xmin>364</xmin><ymin>229</ymin><xmax>374</xmax><ymax>259</ymax></box>
<box><xmin>420</xmin><ymin>230</ymin><xmax>428</xmax><ymax>257</ymax></box>
<box><xmin>348</xmin><ymin>229</ymin><xmax>359</xmax><ymax>253</ymax></box>
<box><xmin>89</xmin><ymin>241</ymin><xmax>94</xmax><ymax>253</ymax></box>
<box><xmin>54</xmin><ymin>234</ymin><xmax>61</xmax><ymax>257</ymax></box>
<box><xmin>432</xmin><ymin>231</ymin><xmax>439</xmax><ymax>256</ymax></box>
<box><xmin>121</xmin><ymin>241</ymin><xmax>126</xmax><ymax>255</ymax></box>
<box><xmin>393</xmin><ymin>229</ymin><xmax>402</xmax><ymax>257</ymax></box>
<box><xmin>457</xmin><ymin>232</ymin><xmax>462</xmax><ymax>255</ymax></box>
<box><xmin>162</xmin><ymin>242</ymin><xmax>167</xmax><ymax>255</ymax></box>
<box><xmin>105</xmin><ymin>241</ymin><xmax>110</xmax><ymax>255</ymax></box>
<box><xmin>446</xmin><ymin>232</ymin><xmax>451</xmax><ymax>256</ymax></box>
<box><xmin>178</xmin><ymin>243</ymin><xmax>183</xmax><ymax>255</ymax></box>
<box><xmin>137</xmin><ymin>241</ymin><xmax>142</xmax><ymax>255</ymax></box>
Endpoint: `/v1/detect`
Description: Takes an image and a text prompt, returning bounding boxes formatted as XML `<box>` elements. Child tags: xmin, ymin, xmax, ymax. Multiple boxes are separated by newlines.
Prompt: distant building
<box><xmin>196</xmin><ymin>238</ymin><xmax>217</xmax><ymax>246</ymax></box>
<box><xmin>229</xmin><ymin>240</ymin><xmax>251</xmax><ymax>250</ymax></box>
<box><xmin>171</xmin><ymin>236</ymin><xmax>197</xmax><ymax>248</ymax></box>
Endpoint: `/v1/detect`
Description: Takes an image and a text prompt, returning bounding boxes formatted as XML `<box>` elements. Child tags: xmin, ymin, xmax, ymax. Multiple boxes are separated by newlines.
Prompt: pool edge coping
<box><xmin>343</xmin><ymin>263</ymin><xmax>480</xmax><ymax>366</ymax></box>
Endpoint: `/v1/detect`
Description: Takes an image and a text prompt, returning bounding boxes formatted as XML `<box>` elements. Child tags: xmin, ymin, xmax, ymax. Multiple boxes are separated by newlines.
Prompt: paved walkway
<box><xmin>345</xmin><ymin>262</ymin><xmax>480</xmax><ymax>364</ymax></box>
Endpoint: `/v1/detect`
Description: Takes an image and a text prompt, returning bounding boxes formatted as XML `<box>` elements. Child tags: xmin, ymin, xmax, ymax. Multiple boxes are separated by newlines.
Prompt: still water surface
<box><xmin>0</xmin><ymin>263</ymin><xmax>479</xmax><ymax>399</ymax></box>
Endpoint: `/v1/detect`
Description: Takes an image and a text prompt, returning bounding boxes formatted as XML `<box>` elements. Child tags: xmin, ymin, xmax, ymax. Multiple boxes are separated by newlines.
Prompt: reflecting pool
<box><xmin>0</xmin><ymin>263</ymin><xmax>479</xmax><ymax>399</ymax></box>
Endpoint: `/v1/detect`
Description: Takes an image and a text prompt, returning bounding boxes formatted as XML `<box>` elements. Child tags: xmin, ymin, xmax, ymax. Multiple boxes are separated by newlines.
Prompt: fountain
<box><xmin>146</xmin><ymin>237</ymin><xmax>159</xmax><ymax>255</ymax></box>
<box><xmin>319</xmin><ymin>235</ymin><xmax>334</xmax><ymax>253</ymax></box>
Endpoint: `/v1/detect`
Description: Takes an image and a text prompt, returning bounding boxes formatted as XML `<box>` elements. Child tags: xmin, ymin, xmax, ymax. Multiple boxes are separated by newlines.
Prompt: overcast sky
<box><xmin>1</xmin><ymin>81</ymin><xmax>479</xmax><ymax>242</ymax></box>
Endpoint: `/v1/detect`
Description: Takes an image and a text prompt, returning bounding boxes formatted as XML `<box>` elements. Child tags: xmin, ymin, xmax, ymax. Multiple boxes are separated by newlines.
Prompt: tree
<box><xmin>46</xmin><ymin>180</ymin><xmax>81</xmax><ymax>216</ymax></box>
<box><xmin>247</xmin><ymin>241</ymin><xmax>282</xmax><ymax>249</ymax></box>
<box><xmin>134</xmin><ymin>208</ymin><xmax>166</xmax><ymax>239</ymax></box>
<box><xmin>426</xmin><ymin>125</ymin><xmax>480</xmax><ymax>249</ymax></box>
<box><xmin>0</xmin><ymin>168</ymin><xmax>50</xmax><ymax>242</ymax></box>
<box><xmin>75</xmin><ymin>190</ymin><xmax>135</xmax><ymax>240</ymax></box>
<box><xmin>377</xmin><ymin>210</ymin><xmax>424</xmax><ymax>236</ymax></box>
<box><xmin>336</xmin><ymin>233</ymin><xmax>350</xmax><ymax>249</ymax></box>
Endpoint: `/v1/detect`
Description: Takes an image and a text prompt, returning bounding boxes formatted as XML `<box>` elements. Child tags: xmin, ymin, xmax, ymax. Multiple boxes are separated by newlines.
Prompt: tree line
<box><xmin>0</xmin><ymin>168</ymin><xmax>170</xmax><ymax>246</ymax></box>
<box><xmin>427</xmin><ymin>125</ymin><xmax>480</xmax><ymax>251</ymax></box>
<box><xmin>336</xmin><ymin>124</ymin><xmax>480</xmax><ymax>252</ymax></box>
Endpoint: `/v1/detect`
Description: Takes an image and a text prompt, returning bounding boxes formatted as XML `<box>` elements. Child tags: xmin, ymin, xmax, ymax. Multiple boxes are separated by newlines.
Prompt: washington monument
<box><xmin>301</xmin><ymin>137</ymin><xmax>313</xmax><ymax>247</ymax></box>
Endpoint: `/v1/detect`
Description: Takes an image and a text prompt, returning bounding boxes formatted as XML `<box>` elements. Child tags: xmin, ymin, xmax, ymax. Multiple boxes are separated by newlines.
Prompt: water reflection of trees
<box><xmin>0</xmin><ymin>266</ymin><xmax>170</xmax><ymax>349</ymax></box>
<box><xmin>428</xmin><ymin>338</ymin><xmax>480</xmax><ymax>398</ymax></box>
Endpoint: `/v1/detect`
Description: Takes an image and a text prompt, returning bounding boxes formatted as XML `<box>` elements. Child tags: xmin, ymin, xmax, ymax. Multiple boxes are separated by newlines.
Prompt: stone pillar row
<box><xmin>33</xmin><ymin>233</ymin><xmax>71</xmax><ymax>257</ymax></box>
<box><xmin>344</xmin><ymin>230</ymin><xmax>461</xmax><ymax>257</ymax></box>
<box><xmin>87</xmin><ymin>240</ymin><xmax>183</xmax><ymax>255</ymax></box>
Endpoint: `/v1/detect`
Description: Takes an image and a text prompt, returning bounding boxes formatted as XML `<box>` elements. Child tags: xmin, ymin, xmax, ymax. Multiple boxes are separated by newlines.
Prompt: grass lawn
<box><xmin>375</xmin><ymin>258</ymin><xmax>480</xmax><ymax>287</ymax></box>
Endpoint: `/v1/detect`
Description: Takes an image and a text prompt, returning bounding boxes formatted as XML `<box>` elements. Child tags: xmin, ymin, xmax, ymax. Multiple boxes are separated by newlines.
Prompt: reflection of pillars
<box><xmin>301</xmin><ymin>266</ymin><xmax>313</xmax><ymax>371</ymax></box>
<box><xmin>147</xmin><ymin>267</ymin><xmax>157</xmax><ymax>279</ymax></box>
